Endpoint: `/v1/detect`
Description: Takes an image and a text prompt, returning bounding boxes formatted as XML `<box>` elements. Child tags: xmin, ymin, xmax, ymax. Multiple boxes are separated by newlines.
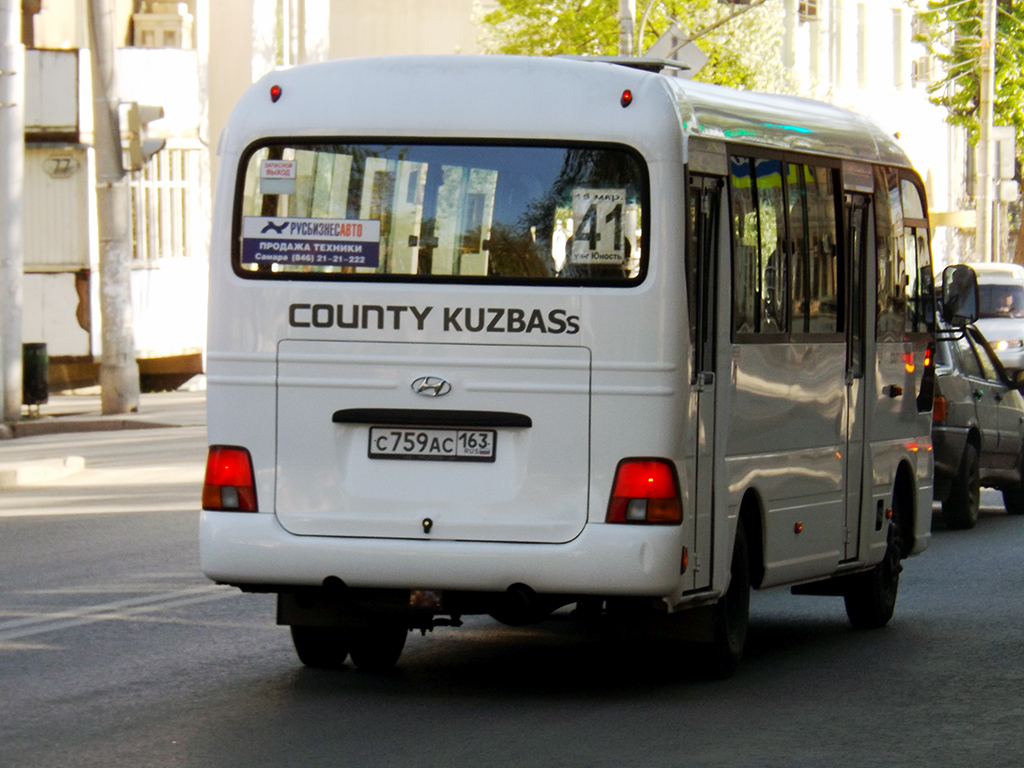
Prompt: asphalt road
<box><xmin>1</xmin><ymin>423</ymin><xmax>1023</xmax><ymax>767</ymax></box>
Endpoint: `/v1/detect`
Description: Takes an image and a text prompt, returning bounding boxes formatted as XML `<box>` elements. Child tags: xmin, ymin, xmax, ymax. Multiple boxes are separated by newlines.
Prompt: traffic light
<box><xmin>120</xmin><ymin>101</ymin><xmax>165</xmax><ymax>171</ymax></box>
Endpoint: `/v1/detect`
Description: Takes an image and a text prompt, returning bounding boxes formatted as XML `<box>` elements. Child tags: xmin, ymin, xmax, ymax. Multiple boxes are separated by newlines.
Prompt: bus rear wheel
<box><xmin>844</xmin><ymin>518</ymin><xmax>902</xmax><ymax>629</ymax></box>
<box><xmin>290</xmin><ymin>625</ymin><xmax>351</xmax><ymax>669</ymax></box>
<box><xmin>700</xmin><ymin>520</ymin><xmax>750</xmax><ymax>678</ymax></box>
<box><xmin>349</xmin><ymin>621</ymin><xmax>408</xmax><ymax>671</ymax></box>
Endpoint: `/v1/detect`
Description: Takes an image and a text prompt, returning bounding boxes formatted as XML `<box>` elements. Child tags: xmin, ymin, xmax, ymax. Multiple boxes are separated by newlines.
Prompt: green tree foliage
<box><xmin>915</xmin><ymin>0</ymin><xmax>1024</xmax><ymax>151</ymax></box>
<box><xmin>478</xmin><ymin>0</ymin><xmax>793</xmax><ymax>92</ymax></box>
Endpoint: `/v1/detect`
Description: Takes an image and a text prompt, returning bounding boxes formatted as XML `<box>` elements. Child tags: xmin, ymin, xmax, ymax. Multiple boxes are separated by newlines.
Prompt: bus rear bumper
<box><xmin>200</xmin><ymin>510</ymin><xmax>685</xmax><ymax>598</ymax></box>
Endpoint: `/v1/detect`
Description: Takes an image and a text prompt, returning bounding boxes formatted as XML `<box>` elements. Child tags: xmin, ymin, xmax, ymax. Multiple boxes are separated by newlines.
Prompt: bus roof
<box><xmin>664</xmin><ymin>75</ymin><xmax>910</xmax><ymax>168</ymax></box>
<box><xmin>562</xmin><ymin>54</ymin><xmax>910</xmax><ymax>167</ymax></box>
<box><xmin>229</xmin><ymin>55</ymin><xmax>912</xmax><ymax>171</ymax></box>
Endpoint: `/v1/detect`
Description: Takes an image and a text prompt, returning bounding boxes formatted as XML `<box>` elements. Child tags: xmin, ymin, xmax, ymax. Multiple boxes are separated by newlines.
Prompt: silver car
<box><xmin>933</xmin><ymin>324</ymin><xmax>1024</xmax><ymax>529</ymax></box>
<box><xmin>970</xmin><ymin>262</ymin><xmax>1024</xmax><ymax>374</ymax></box>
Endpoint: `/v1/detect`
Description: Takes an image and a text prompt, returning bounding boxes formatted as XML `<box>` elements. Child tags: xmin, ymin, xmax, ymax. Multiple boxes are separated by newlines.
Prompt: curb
<box><xmin>0</xmin><ymin>456</ymin><xmax>87</xmax><ymax>488</ymax></box>
<box><xmin>7</xmin><ymin>419</ymin><xmax>175</xmax><ymax>439</ymax></box>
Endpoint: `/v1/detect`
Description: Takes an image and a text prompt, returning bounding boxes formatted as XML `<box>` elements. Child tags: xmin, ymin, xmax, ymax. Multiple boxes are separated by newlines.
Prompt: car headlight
<box><xmin>995</xmin><ymin>340</ymin><xmax>1024</xmax><ymax>351</ymax></box>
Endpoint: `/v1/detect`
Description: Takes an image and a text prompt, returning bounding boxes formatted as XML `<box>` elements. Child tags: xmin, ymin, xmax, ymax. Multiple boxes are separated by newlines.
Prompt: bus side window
<box><xmin>730</xmin><ymin>156</ymin><xmax>758</xmax><ymax>335</ymax></box>
<box><xmin>755</xmin><ymin>158</ymin><xmax>787</xmax><ymax>333</ymax></box>
<box><xmin>729</xmin><ymin>155</ymin><xmax>787</xmax><ymax>337</ymax></box>
<box><xmin>688</xmin><ymin>175</ymin><xmax>722</xmax><ymax>377</ymax></box>
<box><xmin>875</xmin><ymin>166</ymin><xmax>906</xmax><ymax>342</ymax></box>
<box><xmin>788</xmin><ymin>163</ymin><xmax>839</xmax><ymax>335</ymax></box>
<box><xmin>900</xmin><ymin>177</ymin><xmax>933</xmax><ymax>335</ymax></box>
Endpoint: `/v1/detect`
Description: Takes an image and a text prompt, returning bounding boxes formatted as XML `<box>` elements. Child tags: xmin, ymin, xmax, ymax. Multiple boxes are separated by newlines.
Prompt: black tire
<box><xmin>1003</xmin><ymin>486</ymin><xmax>1024</xmax><ymax>515</ymax></box>
<box><xmin>349</xmin><ymin>622</ymin><xmax>408</xmax><ymax>671</ymax></box>
<box><xmin>290</xmin><ymin>625</ymin><xmax>351</xmax><ymax>669</ymax></box>
<box><xmin>942</xmin><ymin>443</ymin><xmax>981</xmax><ymax>529</ymax></box>
<box><xmin>844</xmin><ymin>516</ymin><xmax>902</xmax><ymax>629</ymax></box>
<box><xmin>701</xmin><ymin>520</ymin><xmax>750</xmax><ymax>679</ymax></box>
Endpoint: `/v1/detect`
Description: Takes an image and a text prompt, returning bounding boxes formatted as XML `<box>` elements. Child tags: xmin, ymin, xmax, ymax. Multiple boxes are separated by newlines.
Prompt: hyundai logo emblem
<box><xmin>411</xmin><ymin>376</ymin><xmax>452</xmax><ymax>398</ymax></box>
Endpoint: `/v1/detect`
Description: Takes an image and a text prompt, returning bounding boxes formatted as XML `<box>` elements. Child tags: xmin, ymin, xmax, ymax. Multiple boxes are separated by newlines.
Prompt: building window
<box><xmin>799</xmin><ymin>1</ymin><xmax>819</xmax><ymax>22</ymax></box>
<box><xmin>911</xmin><ymin>56</ymin><xmax>934</xmax><ymax>87</ymax></box>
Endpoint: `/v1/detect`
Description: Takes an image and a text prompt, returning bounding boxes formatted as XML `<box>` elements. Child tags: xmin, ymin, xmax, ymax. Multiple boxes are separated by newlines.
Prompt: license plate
<box><xmin>368</xmin><ymin>427</ymin><xmax>497</xmax><ymax>462</ymax></box>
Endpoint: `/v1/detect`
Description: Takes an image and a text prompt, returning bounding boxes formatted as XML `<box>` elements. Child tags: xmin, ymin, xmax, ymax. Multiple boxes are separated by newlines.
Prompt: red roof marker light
<box><xmin>270</xmin><ymin>84</ymin><xmax>282</xmax><ymax>103</ymax></box>
<box><xmin>620</xmin><ymin>89</ymin><xmax>633</xmax><ymax>108</ymax></box>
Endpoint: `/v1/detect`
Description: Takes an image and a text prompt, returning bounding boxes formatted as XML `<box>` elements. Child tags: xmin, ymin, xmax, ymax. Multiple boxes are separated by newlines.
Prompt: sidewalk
<box><xmin>3</xmin><ymin>380</ymin><xmax>207</xmax><ymax>439</ymax></box>
<box><xmin>0</xmin><ymin>383</ymin><xmax>207</xmax><ymax>488</ymax></box>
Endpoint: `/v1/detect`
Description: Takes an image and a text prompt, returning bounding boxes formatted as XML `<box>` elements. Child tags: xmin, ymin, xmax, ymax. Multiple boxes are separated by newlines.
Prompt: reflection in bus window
<box><xmin>756</xmin><ymin>159</ymin><xmax>787</xmax><ymax>333</ymax></box>
<box><xmin>900</xmin><ymin>178</ymin><xmax>932</xmax><ymax>335</ymax></box>
<box><xmin>875</xmin><ymin>167</ymin><xmax>906</xmax><ymax>341</ymax></box>
<box><xmin>789</xmin><ymin>163</ymin><xmax>839</xmax><ymax>335</ymax></box>
<box><xmin>730</xmin><ymin>156</ymin><xmax>758</xmax><ymax>335</ymax></box>
<box><xmin>730</xmin><ymin>155</ymin><xmax>787</xmax><ymax>335</ymax></box>
<box><xmin>236</xmin><ymin>143</ymin><xmax>645</xmax><ymax>284</ymax></box>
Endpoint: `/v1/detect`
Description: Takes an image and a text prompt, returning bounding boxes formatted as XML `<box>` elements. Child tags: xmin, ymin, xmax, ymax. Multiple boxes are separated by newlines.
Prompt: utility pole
<box><xmin>87</xmin><ymin>0</ymin><xmax>139</xmax><ymax>413</ymax></box>
<box><xmin>619</xmin><ymin>0</ymin><xmax>635</xmax><ymax>56</ymax></box>
<box><xmin>0</xmin><ymin>0</ymin><xmax>24</xmax><ymax>424</ymax></box>
<box><xmin>976</xmin><ymin>0</ymin><xmax>996</xmax><ymax>262</ymax></box>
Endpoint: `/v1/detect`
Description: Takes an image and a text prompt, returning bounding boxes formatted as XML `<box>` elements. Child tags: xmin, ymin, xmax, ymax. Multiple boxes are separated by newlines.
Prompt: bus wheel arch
<box><xmin>892</xmin><ymin>459</ymin><xmax>916</xmax><ymax>559</ymax></box>
<box><xmin>737</xmin><ymin>490</ymin><xmax>765</xmax><ymax>590</ymax></box>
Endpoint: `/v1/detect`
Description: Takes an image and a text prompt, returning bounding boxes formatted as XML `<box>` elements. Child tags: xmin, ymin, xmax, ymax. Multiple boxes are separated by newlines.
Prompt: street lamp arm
<box><xmin>637</xmin><ymin>0</ymin><xmax>772</xmax><ymax>58</ymax></box>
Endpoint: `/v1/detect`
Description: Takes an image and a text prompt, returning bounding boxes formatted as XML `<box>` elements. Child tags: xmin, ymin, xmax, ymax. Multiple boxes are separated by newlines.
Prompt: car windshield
<box><xmin>234</xmin><ymin>142</ymin><xmax>647</xmax><ymax>285</ymax></box>
<box><xmin>978</xmin><ymin>283</ymin><xmax>1024</xmax><ymax>319</ymax></box>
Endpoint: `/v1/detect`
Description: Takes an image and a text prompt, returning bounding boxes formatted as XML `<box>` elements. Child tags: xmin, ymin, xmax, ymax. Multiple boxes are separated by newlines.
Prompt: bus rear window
<box><xmin>234</xmin><ymin>142</ymin><xmax>647</xmax><ymax>284</ymax></box>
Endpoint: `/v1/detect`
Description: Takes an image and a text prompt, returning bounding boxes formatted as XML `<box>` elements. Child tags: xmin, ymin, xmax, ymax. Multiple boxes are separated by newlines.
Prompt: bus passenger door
<box><xmin>843</xmin><ymin>194</ymin><xmax>870</xmax><ymax>561</ymax></box>
<box><xmin>687</xmin><ymin>175</ymin><xmax>721</xmax><ymax>591</ymax></box>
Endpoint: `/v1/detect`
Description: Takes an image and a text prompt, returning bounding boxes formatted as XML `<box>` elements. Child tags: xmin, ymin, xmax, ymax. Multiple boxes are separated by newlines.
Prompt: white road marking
<box><xmin>0</xmin><ymin>585</ymin><xmax>237</xmax><ymax>642</ymax></box>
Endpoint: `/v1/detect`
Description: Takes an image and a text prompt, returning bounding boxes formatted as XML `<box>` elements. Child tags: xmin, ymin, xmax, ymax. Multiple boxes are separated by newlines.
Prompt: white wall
<box><xmin>328</xmin><ymin>0</ymin><xmax>487</xmax><ymax>59</ymax></box>
<box><xmin>786</xmin><ymin>0</ymin><xmax>962</xmax><ymax>266</ymax></box>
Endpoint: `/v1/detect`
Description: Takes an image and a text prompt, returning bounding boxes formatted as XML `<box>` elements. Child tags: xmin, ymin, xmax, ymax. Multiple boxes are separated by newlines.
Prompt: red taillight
<box><xmin>202</xmin><ymin>446</ymin><xmax>257</xmax><ymax>512</ymax></box>
<box><xmin>606</xmin><ymin>459</ymin><xmax>682</xmax><ymax>524</ymax></box>
<box><xmin>933</xmin><ymin>396</ymin><xmax>947</xmax><ymax>424</ymax></box>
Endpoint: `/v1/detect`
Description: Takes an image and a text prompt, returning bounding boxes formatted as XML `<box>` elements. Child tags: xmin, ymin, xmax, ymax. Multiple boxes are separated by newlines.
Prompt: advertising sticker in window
<box><xmin>241</xmin><ymin>216</ymin><xmax>382</xmax><ymax>269</ymax></box>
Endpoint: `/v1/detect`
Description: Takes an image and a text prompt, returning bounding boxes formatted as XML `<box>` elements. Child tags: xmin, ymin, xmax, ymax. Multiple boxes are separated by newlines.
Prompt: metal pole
<box><xmin>977</xmin><ymin>0</ymin><xmax>996</xmax><ymax>262</ymax></box>
<box><xmin>619</xmin><ymin>0</ymin><xmax>636</xmax><ymax>57</ymax></box>
<box><xmin>87</xmin><ymin>0</ymin><xmax>140</xmax><ymax>413</ymax></box>
<box><xmin>0</xmin><ymin>0</ymin><xmax>24</xmax><ymax>423</ymax></box>
<box><xmin>783</xmin><ymin>0</ymin><xmax>797</xmax><ymax>69</ymax></box>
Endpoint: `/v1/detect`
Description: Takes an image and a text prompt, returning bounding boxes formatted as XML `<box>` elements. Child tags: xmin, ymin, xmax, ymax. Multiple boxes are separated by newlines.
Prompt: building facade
<box><xmin>18</xmin><ymin>0</ymin><xmax>985</xmax><ymax>390</ymax></box>
<box><xmin>776</xmin><ymin>0</ymin><xmax>978</xmax><ymax>268</ymax></box>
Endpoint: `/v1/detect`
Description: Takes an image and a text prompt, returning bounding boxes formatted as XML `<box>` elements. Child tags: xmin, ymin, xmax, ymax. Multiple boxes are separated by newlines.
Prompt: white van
<box><xmin>201</xmin><ymin>55</ymin><xmax>947</xmax><ymax>677</ymax></box>
<box><xmin>970</xmin><ymin>262</ymin><xmax>1024</xmax><ymax>373</ymax></box>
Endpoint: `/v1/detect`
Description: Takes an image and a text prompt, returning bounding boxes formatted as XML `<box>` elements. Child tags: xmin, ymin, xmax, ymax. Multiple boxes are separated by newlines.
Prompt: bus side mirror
<box><xmin>940</xmin><ymin>264</ymin><xmax>979</xmax><ymax>326</ymax></box>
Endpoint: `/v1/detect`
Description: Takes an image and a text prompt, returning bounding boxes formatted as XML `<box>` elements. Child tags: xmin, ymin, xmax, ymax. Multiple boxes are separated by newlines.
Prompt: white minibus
<box><xmin>200</xmin><ymin>55</ymin><xmax>965</xmax><ymax>677</ymax></box>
